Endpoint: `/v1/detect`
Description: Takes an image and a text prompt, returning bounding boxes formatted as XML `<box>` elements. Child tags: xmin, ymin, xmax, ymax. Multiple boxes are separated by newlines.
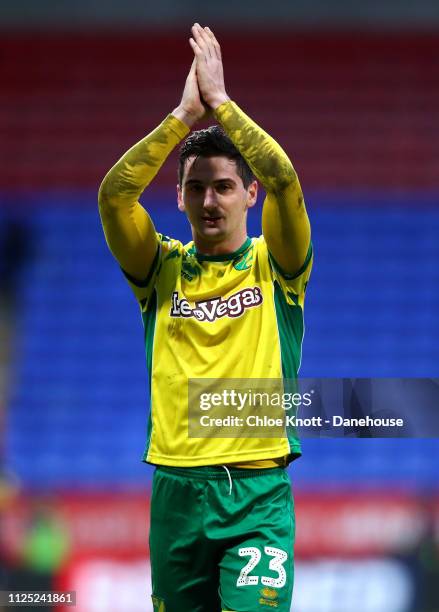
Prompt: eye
<box><xmin>187</xmin><ymin>184</ymin><xmax>203</xmax><ymax>193</ymax></box>
<box><xmin>216</xmin><ymin>183</ymin><xmax>232</xmax><ymax>193</ymax></box>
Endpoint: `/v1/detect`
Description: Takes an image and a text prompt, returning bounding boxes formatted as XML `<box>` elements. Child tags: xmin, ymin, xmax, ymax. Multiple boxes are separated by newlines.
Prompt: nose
<box><xmin>203</xmin><ymin>187</ymin><xmax>217</xmax><ymax>210</ymax></box>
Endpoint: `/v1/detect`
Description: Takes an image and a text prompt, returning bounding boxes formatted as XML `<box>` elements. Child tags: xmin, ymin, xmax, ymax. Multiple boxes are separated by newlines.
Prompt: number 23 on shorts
<box><xmin>237</xmin><ymin>546</ymin><xmax>288</xmax><ymax>588</ymax></box>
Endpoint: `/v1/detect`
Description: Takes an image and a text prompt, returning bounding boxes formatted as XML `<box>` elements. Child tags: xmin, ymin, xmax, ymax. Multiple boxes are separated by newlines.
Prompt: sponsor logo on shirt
<box><xmin>259</xmin><ymin>587</ymin><xmax>279</xmax><ymax>607</ymax></box>
<box><xmin>170</xmin><ymin>286</ymin><xmax>263</xmax><ymax>322</ymax></box>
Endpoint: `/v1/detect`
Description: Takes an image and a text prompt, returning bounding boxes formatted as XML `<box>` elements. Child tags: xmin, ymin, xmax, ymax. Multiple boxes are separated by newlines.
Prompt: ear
<box><xmin>246</xmin><ymin>180</ymin><xmax>258</xmax><ymax>209</ymax></box>
<box><xmin>177</xmin><ymin>184</ymin><xmax>185</xmax><ymax>212</ymax></box>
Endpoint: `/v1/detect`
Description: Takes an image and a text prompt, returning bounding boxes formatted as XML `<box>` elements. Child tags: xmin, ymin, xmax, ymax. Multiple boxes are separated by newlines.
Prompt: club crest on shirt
<box><xmin>170</xmin><ymin>286</ymin><xmax>263</xmax><ymax>322</ymax></box>
<box><xmin>180</xmin><ymin>250</ymin><xmax>202</xmax><ymax>281</ymax></box>
<box><xmin>233</xmin><ymin>247</ymin><xmax>253</xmax><ymax>271</ymax></box>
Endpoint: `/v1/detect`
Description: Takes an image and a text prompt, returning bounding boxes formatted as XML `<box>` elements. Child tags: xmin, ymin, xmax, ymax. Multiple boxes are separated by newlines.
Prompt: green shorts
<box><xmin>149</xmin><ymin>465</ymin><xmax>295</xmax><ymax>612</ymax></box>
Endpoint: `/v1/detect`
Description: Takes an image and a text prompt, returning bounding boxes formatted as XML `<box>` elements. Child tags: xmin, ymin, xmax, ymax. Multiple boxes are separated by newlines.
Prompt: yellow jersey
<box><xmin>124</xmin><ymin>233</ymin><xmax>312</xmax><ymax>466</ymax></box>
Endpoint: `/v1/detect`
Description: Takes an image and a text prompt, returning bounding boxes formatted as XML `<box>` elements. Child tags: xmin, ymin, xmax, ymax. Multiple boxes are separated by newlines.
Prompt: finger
<box><xmin>189</xmin><ymin>37</ymin><xmax>203</xmax><ymax>59</ymax></box>
<box><xmin>194</xmin><ymin>23</ymin><xmax>211</xmax><ymax>44</ymax></box>
<box><xmin>205</xmin><ymin>27</ymin><xmax>221</xmax><ymax>60</ymax></box>
<box><xmin>191</xmin><ymin>24</ymin><xmax>208</xmax><ymax>50</ymax></box>
<box><xmin>186</xmin><ymin>57</ymin><xmax>197</xmax><ymax>81</ymax></box>
<box><xmin>192</xmin><ymin>23</ymin><xmax>212</xmax><ymax>58</ymax></box>
<box><xmin>191</xmin><ymin>28</ymin><xmax>209</xmax><ymax>60</ymax></box>
<box><xmin>201</xmin><ymin>25</ymin><xmax>220</xmax><ymax>61</ymax></box>
<box><xmin>205</xmin><ymin>26</ymin><xmax>220</xmax><ymax>49</ymax></box>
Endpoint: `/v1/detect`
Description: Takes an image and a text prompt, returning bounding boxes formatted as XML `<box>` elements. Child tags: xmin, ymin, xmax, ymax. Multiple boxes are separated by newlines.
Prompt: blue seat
<box><xmin>5</xmin><ymin>198</ymin><xmax>439</xmax><ymax>490</ymax></box>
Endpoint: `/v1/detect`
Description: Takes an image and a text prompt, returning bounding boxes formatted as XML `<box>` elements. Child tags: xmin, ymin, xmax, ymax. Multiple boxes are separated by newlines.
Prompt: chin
<box><xmin>199</xmin><ymin>228</ymin><xmax>226</xmax><ymax>239</ymax></box>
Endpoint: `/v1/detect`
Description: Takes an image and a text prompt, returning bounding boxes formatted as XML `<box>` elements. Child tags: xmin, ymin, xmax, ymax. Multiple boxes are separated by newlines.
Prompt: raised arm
<box><xmin>190</xmin><ymin>24</ymin><xmax>311</xmax><ymax>275</ymax></box>
<box><xmin>98</xmin><ymin>59</ymin><xmax>207</xmax><ymax>281</ymax></box>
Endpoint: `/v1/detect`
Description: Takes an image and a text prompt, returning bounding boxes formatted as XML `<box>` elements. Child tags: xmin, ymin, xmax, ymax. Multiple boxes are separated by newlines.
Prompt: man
<box><xmin>98</xmin><ymin>23</ymin><xmax>312</xmax><ymax>612</ymax></box>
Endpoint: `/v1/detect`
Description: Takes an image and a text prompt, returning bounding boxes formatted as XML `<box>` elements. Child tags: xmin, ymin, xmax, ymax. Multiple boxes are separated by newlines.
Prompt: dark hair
<box><xmin>178</xmin><ymin>125</ymin><xmax>255</xmax><ymax>188</ymax></box>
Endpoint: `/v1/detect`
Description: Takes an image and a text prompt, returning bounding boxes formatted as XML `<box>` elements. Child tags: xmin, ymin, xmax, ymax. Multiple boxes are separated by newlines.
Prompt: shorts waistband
<box><xmin>156</xmin><ymin>465</ymin><xmax>284</xmax><ymax>480</ymax></box>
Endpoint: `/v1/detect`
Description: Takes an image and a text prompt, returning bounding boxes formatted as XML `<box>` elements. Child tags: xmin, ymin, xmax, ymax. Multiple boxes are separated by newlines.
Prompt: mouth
<box><xmin>201</xmin><ymin>216</ymin><xmax>222</xmax><ymax>225</ymax></box>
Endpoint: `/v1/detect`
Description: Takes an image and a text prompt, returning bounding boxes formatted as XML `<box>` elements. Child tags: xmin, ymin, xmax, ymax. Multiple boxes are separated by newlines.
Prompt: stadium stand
<box><xmin>2</xmin><ymin>32</ymin><xmax>439</xmax><ymax>492</ymax></box>
<box><xmin>0</xmin><ymin>33</ymin><xmax>438</xmax><ymax>191</ymax></box>
<box><xmin>1</xmin><ymin>22</ymin><xmax>438</xmax><ymax>612</ymax></box>
<box><xmin>4</xmin><ymin>199</ymin><xmax>439</xmax><ymax>489</ymax></box>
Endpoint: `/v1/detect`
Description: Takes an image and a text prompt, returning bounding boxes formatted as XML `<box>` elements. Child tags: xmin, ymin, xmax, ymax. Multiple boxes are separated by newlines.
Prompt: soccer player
<box><xmin>98</xmin><ymin>23</ymin><xmax>312</xmax><ymax>612</ymax></box>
